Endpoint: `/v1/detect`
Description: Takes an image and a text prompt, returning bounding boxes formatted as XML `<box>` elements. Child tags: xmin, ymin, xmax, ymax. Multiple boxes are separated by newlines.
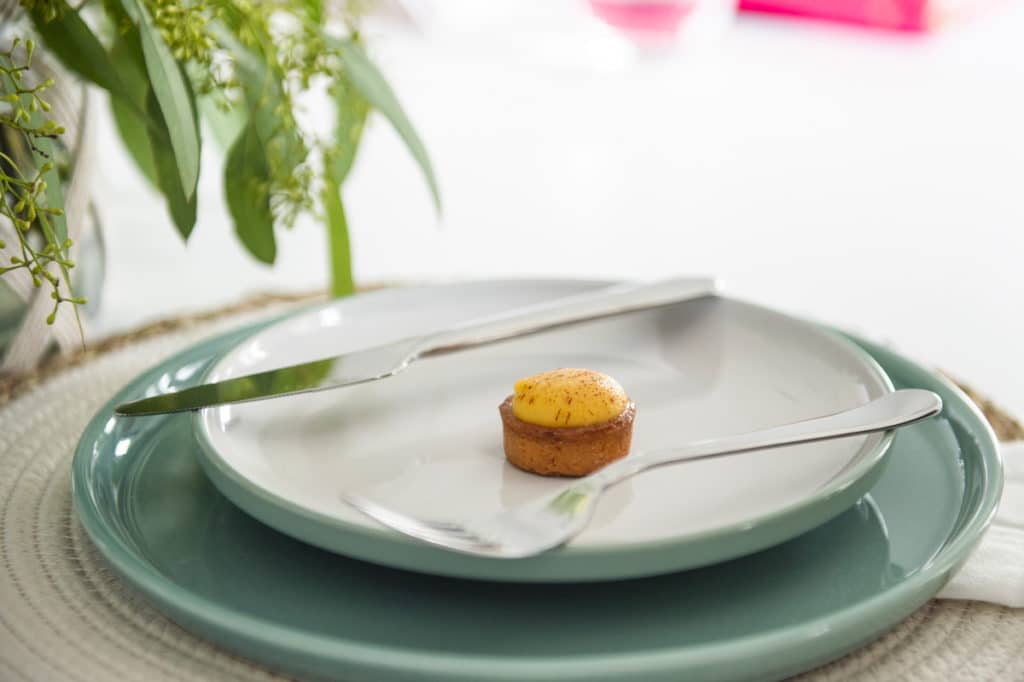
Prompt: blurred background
<box><xmin>86</xmin><ymin>0</ymin><xmax>1024</xmax><ymax>412</ymax></box>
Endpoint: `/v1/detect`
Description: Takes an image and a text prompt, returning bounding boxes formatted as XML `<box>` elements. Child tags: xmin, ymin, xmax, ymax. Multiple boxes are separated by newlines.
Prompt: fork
<box><xmin>341</xmin><ymin>388</ymin><xmax>942</xmax><ymax>558</ymax></box>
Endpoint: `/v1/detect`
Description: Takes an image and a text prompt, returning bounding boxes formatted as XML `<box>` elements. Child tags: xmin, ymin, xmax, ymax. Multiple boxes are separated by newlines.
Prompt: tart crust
<box><xmin>499</xmin><ymin>396</ymin><xmax>636</xmax><ymax>477</ymax></box>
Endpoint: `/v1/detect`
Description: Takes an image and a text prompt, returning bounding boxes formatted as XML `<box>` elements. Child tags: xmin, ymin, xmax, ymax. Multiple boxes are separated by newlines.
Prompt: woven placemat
<box><xmin>0</xmin><ymin>292</ymin><xmax>1021</xmax><ymax>682</ymax></box>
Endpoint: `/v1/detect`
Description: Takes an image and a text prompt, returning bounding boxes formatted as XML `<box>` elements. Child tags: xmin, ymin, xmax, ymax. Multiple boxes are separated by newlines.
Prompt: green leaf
<box><xmin>323</xmin><ymin>168</ymin><xmax>354</xmax><ymax>297</ymax></box>
<box><xmin>30</xmin><ymin>136</ymin><xmax>67</xmax><ymax>244</ymax></box>
<box><xmin>153</xmin><ymin>146</ymin><xmax>196</xmax><ymax>238</ymax></box>
<box><xmin>115</xmin><ymin>0</ymin><xmax>142</xmax><ymax>23</ymax></box>
<box><xmin>107</xmin><ymin>29</ymin><xmax>158</xmax><ymax>187</ymax></box>
<box><xmin>301</xmin><ymin>0</ymin><xmax>324</xmax><ymax>25</ymax></box>
<box><xmin>335</xmin><ymin>40</ymin><xmax>441</xmax><ymax>212</ymax></box>
<box><xmin>10</xmin><ymin>104</ymin><xmax>73</xmax><ymax>300</ymax></box>
<box><xmin>29</xmin><ymin>3</ymin><xmax>129</xmax><ymax>99</ymax></box>
<box><xmin>108</xmin><ymin>25</ymin><xmax>197</xmax><ymax>239</ymax></box>
<box><xmin>27</xmin><ymin>134</ymin><xmax>80</xmax><ymax>336</ymax></box>
<box><xmin>109</xmin><ymin>27</ymin><xmax>150</xmax><ymax>109</ymax></box>
<box><xmin>330</xmin><ymin>76</ymin><xmax>370</xmax><ymax>184</ymax></box>
<box><xmin>225</xmin><ymin>121</ymin><xmax>275</xmax><ymax>263</ymax></box>
<box><xmin>111</xmin><ymin>97</ymin><xmax>158</xmax><ymax>187</ymax></box>
<box><xmin>321</xmin><ymin>75</ymin><xmax>366</xmax><ymax>297</ymax></box>
<box><xmin>198</xmin><ymin>95</ymin><xmax>246</xmax><ymax>150</ymax></box>
<box><xmin>129</xmin><ymin>0</ymin><xmax>200</xmax><ymax>200</ymax></box>
<box><xmin>146</xmin><ymin>89</ymin><xmax>197</xmax><ymax>239</ymax></box>
<box><xmin>214</xmin><ymin>28</ymin><xmax>305</xmax><ymax>172</ymax></box>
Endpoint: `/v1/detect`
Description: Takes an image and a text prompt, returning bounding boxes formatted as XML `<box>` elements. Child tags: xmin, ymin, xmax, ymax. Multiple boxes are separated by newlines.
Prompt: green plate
<box><xmin>72</xmin><ymin>314</ymin><xmax>1002</xmax><ymax>682</ymax></box>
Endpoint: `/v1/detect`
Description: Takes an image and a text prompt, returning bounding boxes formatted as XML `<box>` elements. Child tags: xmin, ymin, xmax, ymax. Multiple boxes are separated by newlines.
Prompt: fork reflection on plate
<box><xmin>341</xmin><ymin>388</ymin><xmax>942</xmax><ymax>559</ymax></box>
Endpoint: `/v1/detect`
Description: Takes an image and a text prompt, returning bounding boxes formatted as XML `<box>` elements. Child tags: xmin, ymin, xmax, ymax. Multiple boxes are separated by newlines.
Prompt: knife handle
<box><xmin>413</xmin><ymin>277</ymin><xmax>717</xmax><ymax>359</ymax></box>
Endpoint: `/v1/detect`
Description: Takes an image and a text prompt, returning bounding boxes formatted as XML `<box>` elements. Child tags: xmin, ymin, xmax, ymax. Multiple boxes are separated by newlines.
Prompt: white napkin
<box><xmin>937</xmin><ymin>441</ymin><xmax>1024</xmax><ymax>607</ymax></box>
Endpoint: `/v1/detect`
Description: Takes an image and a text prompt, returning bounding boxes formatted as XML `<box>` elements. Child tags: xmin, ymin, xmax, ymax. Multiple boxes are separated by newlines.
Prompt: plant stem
<box><xmin>322</xmin><ymin>174</ymin><xmax>353</xmax><ymax>298</ymax></box>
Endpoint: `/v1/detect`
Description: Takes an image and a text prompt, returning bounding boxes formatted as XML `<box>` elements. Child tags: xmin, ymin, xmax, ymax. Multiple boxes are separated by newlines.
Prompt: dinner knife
<box><xmin>115</xmin><ymin>277</ymin><xmax>717</xmax><ymax>416</ymax></box>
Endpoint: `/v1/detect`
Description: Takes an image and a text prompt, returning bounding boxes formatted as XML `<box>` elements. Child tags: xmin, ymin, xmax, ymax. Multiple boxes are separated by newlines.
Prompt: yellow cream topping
<box><xmin>511</xmin><ymin>368</ymin><xmax>628</xmax><ymax>427</ymax></box>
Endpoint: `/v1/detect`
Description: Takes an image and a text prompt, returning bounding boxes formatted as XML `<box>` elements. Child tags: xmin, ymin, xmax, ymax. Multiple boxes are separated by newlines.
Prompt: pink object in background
<box><xmin>589</xmin><ymin>0</ymin><xmax>698</xmax><ymax>40</ymax></box>
<box><xmin>738</xmin><ymin>0</ymin><xmax>932</xmax><ymax>30</ymax></box>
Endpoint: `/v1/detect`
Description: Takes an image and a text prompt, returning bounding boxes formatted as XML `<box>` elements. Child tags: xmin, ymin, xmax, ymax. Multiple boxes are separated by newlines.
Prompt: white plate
<box><xmin>194</xmin><ymin>280</ymin><xmax>894</xmax><ymax>582</ymax></box>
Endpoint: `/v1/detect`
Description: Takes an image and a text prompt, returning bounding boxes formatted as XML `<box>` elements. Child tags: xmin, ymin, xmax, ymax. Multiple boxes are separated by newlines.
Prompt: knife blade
<box><xmin>115</xmin><ymin>277</ymin><xmax>717</xmax><ymax>416</ymax></box>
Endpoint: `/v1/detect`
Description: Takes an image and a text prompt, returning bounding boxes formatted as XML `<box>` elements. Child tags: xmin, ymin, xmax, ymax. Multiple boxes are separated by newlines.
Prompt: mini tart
<box><xmin>499</xmin><ymin>399</ymin><xmax>636</xmax><ymax>477</ymax></box>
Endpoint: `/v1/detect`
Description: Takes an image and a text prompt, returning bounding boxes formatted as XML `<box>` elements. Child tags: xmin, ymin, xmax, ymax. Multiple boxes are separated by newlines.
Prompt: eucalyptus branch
<box><xmin>15</xmin><ymin>0</ymin><xmax>437</xmax><ymax>330</ymax></box>
<box><xmin>0</xmin><ymin>35</ymin><xmax>80</xmax><ymax>326</ymax></box>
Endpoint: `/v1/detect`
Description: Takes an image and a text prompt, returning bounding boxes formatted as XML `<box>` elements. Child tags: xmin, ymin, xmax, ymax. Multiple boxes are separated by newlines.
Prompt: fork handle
<box><xmin>591</xmin><ymin>389</ymin><xmax>943</xmax><ymax>489</ymax></box>
<box><xmin>412</xmin><ymin>277</ymin><xmax>716</xmax><ymax>358</ymax></box>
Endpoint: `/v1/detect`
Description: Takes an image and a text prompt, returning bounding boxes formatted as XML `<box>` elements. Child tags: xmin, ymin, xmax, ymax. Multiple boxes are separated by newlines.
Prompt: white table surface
<box><xmin>86</xmin><ymin>1</ymin><xmax>1024</xmax><ymax>418</ymax></box>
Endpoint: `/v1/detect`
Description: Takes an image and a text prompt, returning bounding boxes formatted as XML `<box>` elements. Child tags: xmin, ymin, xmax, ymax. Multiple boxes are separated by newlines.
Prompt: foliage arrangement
<box><xmin>0</xmin><ymin>0</ymin><xmax>438</xmax><ymax>326</ymax></box>
<box><xmin>0</xmin><ymin>36</ymin><xmax>81</xmax><ymax>325</ymax></box>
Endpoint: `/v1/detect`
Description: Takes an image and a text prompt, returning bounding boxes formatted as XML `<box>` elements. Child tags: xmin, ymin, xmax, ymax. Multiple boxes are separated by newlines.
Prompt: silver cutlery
<box><xmin>341</xmin><ymin>388</ymin><xmax>942</xmax><ymax>558</ymax></box>
<box><xmin>115</xmin><ymin>277</ymin><xmax>715</xmax><ymax>415</ymax></box>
